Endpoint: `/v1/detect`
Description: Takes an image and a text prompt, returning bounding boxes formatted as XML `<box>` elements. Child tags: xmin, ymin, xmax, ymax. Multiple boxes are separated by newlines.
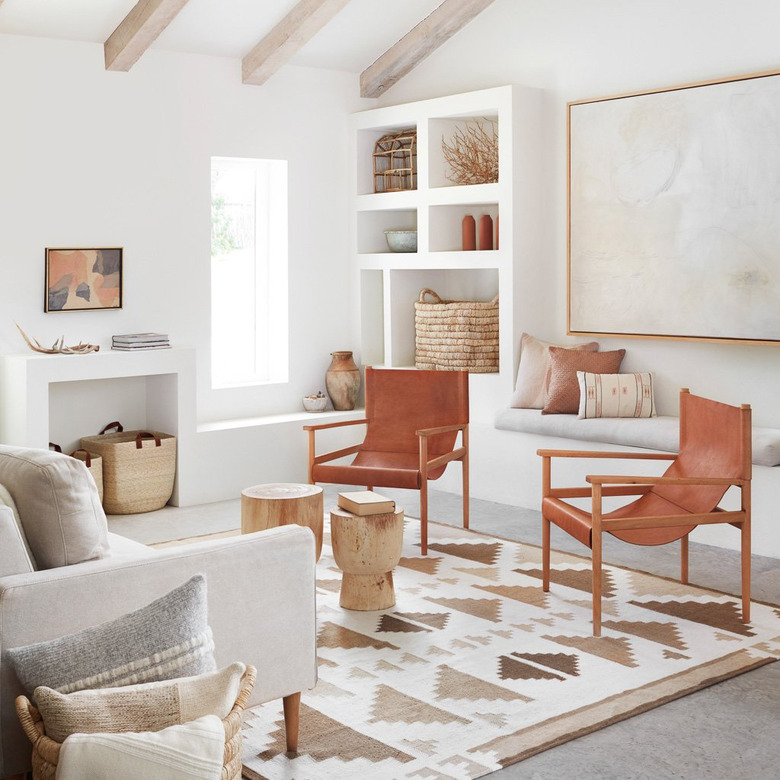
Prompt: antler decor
<box><xmin>15</xmin><ymin>323</ymin><xmax>100</xmax><ymax>355</ymax></box>
<box><xmin>441</xmin><ymin>118</ymin><xmax>499</xmax><ymax>185</ymax></box>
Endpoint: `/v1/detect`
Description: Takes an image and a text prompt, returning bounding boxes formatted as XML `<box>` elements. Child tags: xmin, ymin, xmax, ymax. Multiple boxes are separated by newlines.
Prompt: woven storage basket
<box><xmin>414</xmin><ymin>288</ymin><xmax>499</xmax><ymax>373</ymax></box>
<box><xmin>15</xmin><ymin>665</ymin><xmax>257</xmax><ymax>780</ymax></box>
<box><xmin>80</xmin><ymin>421</ymin><xmax>176</xmax><ymax>514</ymax></box>
<box><xmin>48</xmin><ymin>444</ymin><xmax>104</xmax><ymax>504</ymax></box>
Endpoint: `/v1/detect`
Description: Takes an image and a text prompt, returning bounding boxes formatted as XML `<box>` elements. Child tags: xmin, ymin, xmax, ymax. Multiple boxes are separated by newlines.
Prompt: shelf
<box><xmin>357</xmin><ymin>252</ymin><xmax>502</xmax><ymax>271</ymax></box>
<box><xmin>356</xmin><ymin>190</ymin><xmax>419</xmax><ymax>212</ymax></box>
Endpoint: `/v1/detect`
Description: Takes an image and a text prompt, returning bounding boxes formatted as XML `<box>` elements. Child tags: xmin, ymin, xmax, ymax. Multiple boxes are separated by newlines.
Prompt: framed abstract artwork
<box><xmin>568</xmin><ymin>70</ymin><xmax>780</xmax><ymax>344</ymax></box>
<box><xmin>44</xmin><ymin>247</ymin><xmax>123</xmax><ymax>312</ymax></box>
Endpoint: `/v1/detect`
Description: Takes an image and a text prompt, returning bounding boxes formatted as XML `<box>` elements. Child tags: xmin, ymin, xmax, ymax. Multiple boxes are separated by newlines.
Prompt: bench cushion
<box><xmin>495</xmin><ymin>408</ymin><xmax>780</xmax><ymax>467</ymax></box>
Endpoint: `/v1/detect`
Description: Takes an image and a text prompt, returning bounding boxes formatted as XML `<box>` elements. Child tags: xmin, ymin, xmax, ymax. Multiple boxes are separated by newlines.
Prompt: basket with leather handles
<box><xmin>15</xmin><ymin>665</ymin><xmax>257</xmax><ymax>780</ymax></box>
<box><xmin>80</xmin><ymin>422</ymin><xmax>176</xmax><ymax>514</ymax></box>
<box><xmin>48</xmin><ymin>443</ymin><xmax>104</xmax><ymax>503</ymax></box>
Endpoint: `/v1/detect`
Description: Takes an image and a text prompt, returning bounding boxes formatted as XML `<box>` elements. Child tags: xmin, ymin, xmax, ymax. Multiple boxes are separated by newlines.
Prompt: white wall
<box><xmin>0</xmin><ymin>34</ymin><xmax>370</xmax><ymax>428</ymax></box>
<box><xmin>369</xmin><ymin>0</ymin><xmax>780</xmax><ymax>556</ymax></box>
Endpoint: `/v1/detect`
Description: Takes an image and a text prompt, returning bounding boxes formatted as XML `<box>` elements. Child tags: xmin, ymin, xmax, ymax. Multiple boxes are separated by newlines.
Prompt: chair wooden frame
<box><xmin>304</xmin><ymin>418</ymin><xmax>469</xmax><ymax>555</ymax></box>
<box><xmin>538</xmin><ymin>391</ymin><xmax>752</xmax><ymax>637</ymax></box>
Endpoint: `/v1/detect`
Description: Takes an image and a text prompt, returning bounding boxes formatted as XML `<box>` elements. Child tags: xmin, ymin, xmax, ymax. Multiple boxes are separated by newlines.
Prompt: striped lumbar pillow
<box><xmin>577</xmin><ymin>372</ymin><xmax>656</xmax><ymax>419</ymax></box>
<box><xmin>9</xmin><ymin>575</ymin><xmax>215</xmax><ymax>697</ymax></box>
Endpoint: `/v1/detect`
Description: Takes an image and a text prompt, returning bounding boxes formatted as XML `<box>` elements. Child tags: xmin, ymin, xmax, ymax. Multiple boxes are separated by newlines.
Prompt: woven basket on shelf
<box><xmin>414</xmin><ymin>288</ymin><xmax>499</xmax><ymax>373</ymax></box>
<box><xmin>15</xmin><ymin>665</ymin><xmax>257</xmax><ymax>780</ymax></box>
<box><xmin>80</xmin><ymin>421</ymin><xmax>176</xmax><ymax>514</ymax></box>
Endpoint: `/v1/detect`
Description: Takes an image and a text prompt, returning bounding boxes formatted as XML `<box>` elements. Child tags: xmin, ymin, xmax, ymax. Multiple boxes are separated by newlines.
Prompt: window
<box><xmin>211</xmin><ymin>157</ymin><xmax>288</xmax><ymax>388</ymax></box>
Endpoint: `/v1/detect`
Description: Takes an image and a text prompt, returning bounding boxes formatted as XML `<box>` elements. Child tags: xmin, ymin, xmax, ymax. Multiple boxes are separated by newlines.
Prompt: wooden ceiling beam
<box><xmin>360</xmin><ymin>0</ymin><xmax>496</xmax><ymax>99</ymax></box>
<box><xmin>242</xmin><ymin>0</ymin><xmax>353</xmax><ymax>86</ymax></box>
<box><xmin>105</xmin><ymin>0</ymin><xmax>191</xmax><ymax>72</ymax></box>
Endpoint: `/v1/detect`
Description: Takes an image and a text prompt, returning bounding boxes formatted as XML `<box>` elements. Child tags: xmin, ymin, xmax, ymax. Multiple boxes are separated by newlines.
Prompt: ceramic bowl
<box><xmin>303</xmin><ymin>395</ymin><xmax>328</xmax><ymax>412</ymax></box>
<box><xmin>384</xmin><ymin>230</ymin><xmax>418</xmax><ymax>253</ymax></box>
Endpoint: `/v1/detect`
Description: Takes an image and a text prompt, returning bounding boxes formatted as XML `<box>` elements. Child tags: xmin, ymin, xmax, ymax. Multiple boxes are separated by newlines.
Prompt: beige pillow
<box><xmin>542</xmin><ymin>347</ymin><xmax>626</xmax><ymax>414</ymax></box>
<box><xmin>577</xmin><ymin>372</ymin><xmax>656</xmax><ymax>419</ymax></box>
<box><xmin>0</xmin><ymin>481</ymin><xmax>36</xmax><ymax>569</ymax></box>
<box><xmin>511</xmin><ymin>333</ymin><xmax>598</xmax><ymax>409</ymax></box>
<box><xmin>0</xmin><ymin>445</ymin><xmax>108</xmax><ymax>569</ymax></box>
<box><xmin>34</xmin><ymin>661</ymin><xmax>246</xmax><ymax>743</ymax></box>
<box><xmin>0</xmin><ymin>505</ymin><xmax>35</xmax><ymax>576</ymax></box>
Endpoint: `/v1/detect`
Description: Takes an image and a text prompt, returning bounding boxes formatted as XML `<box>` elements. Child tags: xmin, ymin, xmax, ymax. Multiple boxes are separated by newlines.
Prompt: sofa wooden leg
<box><xmin>6</xmin><ymin>773</ymin><xmax>27</xmax><ymax>780</ymax></box>
<box><xmin>283</xmin><ymin>692</ymin><xmax>301</xmax><ymax>753</ymax></box>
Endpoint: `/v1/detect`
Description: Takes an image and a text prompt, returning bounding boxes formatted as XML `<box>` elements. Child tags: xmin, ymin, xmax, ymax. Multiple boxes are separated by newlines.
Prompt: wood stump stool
<box><xmin>330</xmin><ymin>506</ymin><xmax>404</xmax><ymax>610</ymax></box>
<box><xmin>241</xmin><ymin>483</ymin><xmax>323</xmax><ymax>561</ymax></box>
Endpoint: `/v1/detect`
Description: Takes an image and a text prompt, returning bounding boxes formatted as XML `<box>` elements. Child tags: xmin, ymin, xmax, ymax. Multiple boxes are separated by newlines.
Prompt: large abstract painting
<box><xmin>45</xmin><ymin>248</ymin><xmax>123</xmax><ymax>312</ymax></box>
<box><xmin>568</xmin><ymin>71</ymin><xmax>780</xmax><ymax>344</ymax></box>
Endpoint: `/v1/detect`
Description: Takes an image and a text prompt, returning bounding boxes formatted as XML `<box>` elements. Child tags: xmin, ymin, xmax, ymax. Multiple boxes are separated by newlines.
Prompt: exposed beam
<box><xmin>360</xmin><ymin>0</ymin><xmax>496</xmax><ymax>99</ymax></box>
<box><xmin>104</xmin><ymin>0</ymin><xmax>191</xmax><ymax>72</ymax></box>
<box><xmin>242</xmin><ymin>0</ymin><xmax>353</xmax><ymax>86</ymax></box>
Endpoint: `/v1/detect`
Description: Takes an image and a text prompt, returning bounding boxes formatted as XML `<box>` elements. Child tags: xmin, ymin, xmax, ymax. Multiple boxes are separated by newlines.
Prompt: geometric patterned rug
<box><xmin>241</xmin><ymin>518</ymin><xmax>780</xmax><ymax>779</ymax></box>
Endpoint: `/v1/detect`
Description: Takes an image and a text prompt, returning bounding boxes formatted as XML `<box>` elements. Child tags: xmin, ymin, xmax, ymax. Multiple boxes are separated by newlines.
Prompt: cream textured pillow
<box><xmin>34</xmin><ymin>662</ymin><xmax>246</xmax><ymax>743</ymax></box>
<box><xmin>56</xmin><ymin>715</ymin><xmax>225</xmax><ymax>780</ymax></box>
<box><xmin>0</xmin><ymin>482</ymin><xmax>36</xmax><ymax>569</ymax></box>
<box><xmin>0</xmin><ymin>505</ymin><xmax>35</xmax><ymax>576</ymax></box>
<box><xmin>0</xmin><ymin>444</ymin><xmax>108</xmax><ymax>569</ymax></box>
<box><xmin>511</xmin><ymin>333</ymin><xmax>598</xmax><ymax>409</ymax></box>
<box><xmin>577</xmin><ymin>372</ymin><xmax>656</xmax><ymax>419</ymax></box>
<box><xmin>542</xmin><ymin>347</ymin><xmax>626</xmax><ymax>414</ymax></box>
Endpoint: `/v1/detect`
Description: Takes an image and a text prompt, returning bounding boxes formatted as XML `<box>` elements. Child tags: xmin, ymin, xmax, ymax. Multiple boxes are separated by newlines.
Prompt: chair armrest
<box><xmin>537</xmin><ymin>449</ymin><xmax>676</xmax><ymax>460</ymax></box>
<box><xmin>586</xmin><ymin>474</ymin><xmax>747</xmax><ymax>486</ymax></box>
<box><xmin>416</xmin><ymin>423</ymin><xmax>467</xmax><ymax>437</ymax></box>
<box><xmin>0</xmin><ymin>526</ymin><xmax>317</xmax><ymax>778</ymax></box>
<box><xmin>303</xmin><ymin>418</ymin><xmax>368</xmax><ymax>432</ymax></box>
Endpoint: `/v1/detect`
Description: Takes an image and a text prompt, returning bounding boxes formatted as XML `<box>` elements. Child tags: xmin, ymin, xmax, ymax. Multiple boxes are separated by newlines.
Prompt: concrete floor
<box><xmin>109</xmin><ymin>487</ymin><xmax>780</xmax><ymax>780</ymax></box>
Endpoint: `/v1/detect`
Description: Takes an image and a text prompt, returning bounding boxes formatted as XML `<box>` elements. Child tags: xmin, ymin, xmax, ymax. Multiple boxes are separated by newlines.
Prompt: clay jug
<box><xmin>326</xmin><ymin>351</ymin><xmax>361</xmax><ymax>411</ymax></box>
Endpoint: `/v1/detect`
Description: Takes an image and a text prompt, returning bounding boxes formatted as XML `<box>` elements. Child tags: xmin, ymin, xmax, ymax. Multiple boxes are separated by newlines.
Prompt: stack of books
<box><xmin>112</xmin><ymin>333</ymin><xmax>171</xmax><ymax>351</ymax></box>
<box><xmin>337</xmin><ymin>490</ymin><xmax>396</xmax><ymax>516</ymax></box>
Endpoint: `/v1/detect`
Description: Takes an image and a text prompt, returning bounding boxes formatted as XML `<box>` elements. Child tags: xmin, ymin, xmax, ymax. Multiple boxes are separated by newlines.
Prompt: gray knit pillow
<box><xmin>8</xmin><ymin>575</ymin><xmax>216</xmax><ymax>697</ymax></box>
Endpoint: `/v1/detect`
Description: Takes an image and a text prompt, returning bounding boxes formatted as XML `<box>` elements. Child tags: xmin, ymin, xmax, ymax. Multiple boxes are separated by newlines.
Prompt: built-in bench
<box><xmin>494</xmin><ymin>408</ymin><xmax>780</xmax><ymax>467</ymax></box>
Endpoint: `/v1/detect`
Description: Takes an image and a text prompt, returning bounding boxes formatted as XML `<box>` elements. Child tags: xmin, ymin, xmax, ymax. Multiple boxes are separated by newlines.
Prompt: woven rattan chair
<box><xmin>14</xmin><ymin>665</ymin><xmax>257</xmax><ymax>780</ymax></box>
<box><xmin>305</xmin><ymin>367</ymin><xmax>469</xmax><ymax>555</ymax></box>
<box><xmin>538</xmin><ymin>389</ymin><xmax>752</xmax><ymax>636</ymax></box>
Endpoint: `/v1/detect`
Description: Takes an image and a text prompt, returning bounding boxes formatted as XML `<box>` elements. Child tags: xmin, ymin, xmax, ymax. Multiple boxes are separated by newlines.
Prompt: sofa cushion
<box><xmin>0</xmin><ymin>444</ymin><xmax>108</xmax><ymax>569</ymax></box>
<box><xmin>543</xmin><ymin>347</ymin><xmax>626</xmax><ymax>415</ymax></box>
<box><xmin>0</xmin><ymin>505</ymin><xmax>35</xmax><ymax>577</ymax></box>
<box><xmin>8</xmin><ymin>574</ymin><xmax>216</xmax><ymax>697</ymax></box>
<box><xmin>34</xmin><ymin>662</ymin><xmax>245</xmax><ymax>743</ymax></box>
<box><xmin>511</xmin><ymin>333</ymin><xmax>599</xmax><ymax>409</ymax></box>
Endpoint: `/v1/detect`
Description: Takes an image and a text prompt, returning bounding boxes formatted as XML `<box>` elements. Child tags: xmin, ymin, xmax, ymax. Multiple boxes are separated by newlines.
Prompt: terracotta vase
<box><xmin>326</xmin><ymin>351</ymin><xmax>361</xmax><ymax>411</ymax></box>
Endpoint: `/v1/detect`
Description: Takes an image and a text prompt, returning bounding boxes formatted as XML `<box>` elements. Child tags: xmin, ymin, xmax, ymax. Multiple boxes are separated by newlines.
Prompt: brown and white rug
<box><xmin>241</xmin><ymin>519</ymin><xmax>780</xmax><ymax>779</ymax></box>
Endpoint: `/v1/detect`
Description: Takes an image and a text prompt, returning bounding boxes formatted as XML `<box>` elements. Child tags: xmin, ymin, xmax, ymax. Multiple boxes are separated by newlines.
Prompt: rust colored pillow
<box><xmin>542</xmin><ymin>347</ymin><xmax>626</xmax><ymax>414</ymax></box>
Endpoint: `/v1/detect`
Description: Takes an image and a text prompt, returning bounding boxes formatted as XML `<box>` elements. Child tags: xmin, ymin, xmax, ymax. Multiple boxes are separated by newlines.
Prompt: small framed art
<box><xmin>45</xmin><ymin>247</ymin><xmax>123</xmax><ymax>312</ymax></box>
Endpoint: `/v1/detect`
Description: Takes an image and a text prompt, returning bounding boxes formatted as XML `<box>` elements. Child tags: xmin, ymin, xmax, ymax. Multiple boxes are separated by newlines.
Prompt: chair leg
<box><xmin>592</xmin><ymin>532</ymin><xmax>602</xmax><ymax>637</ymax></box>
<box><xmin>462</xmin><ymin>428</ymin><xmax>470</xmax><ymax>529</ymax></box>
<box><xmin>741</xmin><ymin>518</ymin><xmax>751</xmax><ymax>623</ymax></box>
<box><xmin>680</xmin><ymin>533</ymin><xmax>689</xmax><ymax>584</ymax></box>
<box><xmin>420</xmin><ymin>478</ymin><xmax>429</xmax><ymax>555</ymax></box>
<box><xmin>283</xmin><ymin>692</ymin><xmax>301</xmax><ymax>752</ymax></box>
<box><xmin>542</xmin><ymin>516</ymin><xmax>551</xmax><ymax>592</ymax></box>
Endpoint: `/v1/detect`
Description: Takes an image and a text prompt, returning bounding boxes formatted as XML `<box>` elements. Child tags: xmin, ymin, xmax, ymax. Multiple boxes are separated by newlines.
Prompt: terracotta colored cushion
<box><xmin>542</xmin><ymin>347</ymin><xmax>626</xmax><ymax>414</ymax></box>
<box><xmin>511</xmin><ymin>333</ymin><xmax>599</xmax><ymax>409</ymax></box>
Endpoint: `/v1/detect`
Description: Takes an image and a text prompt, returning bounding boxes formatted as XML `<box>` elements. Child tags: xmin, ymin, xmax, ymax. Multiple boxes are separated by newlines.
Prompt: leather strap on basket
<box><xmin>48</xmin><ymin>442</ymin><xmax>62</xmax><ymax>453</ymax></box>
<box><xmin>99</xmin><ymin>421</ymin><xmax>124</xmax><ymax>435</ymax></box>
<box><xmin>136</xmin><ymin>431</ymin><xmax>162</xmax><ymax>448</ymax></box>
<box><xmin>69</xmin><ymin>448</ymin><xmax>92</xmax><ymax>467</ymax></box>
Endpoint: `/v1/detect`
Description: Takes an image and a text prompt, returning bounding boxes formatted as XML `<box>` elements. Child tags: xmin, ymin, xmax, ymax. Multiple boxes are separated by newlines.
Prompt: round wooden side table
<box><xmin>329</xmin><ymin>506</ymin><xmax>405</xmax><ymax>610</ymax></box>
<box><xmin>241</xmin><ymin>483</ymin><xmax>323</xmax><ymax>561</ymax></box>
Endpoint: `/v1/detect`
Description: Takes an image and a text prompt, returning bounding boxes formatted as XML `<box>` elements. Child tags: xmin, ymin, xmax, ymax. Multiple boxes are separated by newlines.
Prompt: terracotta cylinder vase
<box><xmin>326</xmin><ymin>351</ymin><xmax>361</xmax><ymax>411</ymax></box>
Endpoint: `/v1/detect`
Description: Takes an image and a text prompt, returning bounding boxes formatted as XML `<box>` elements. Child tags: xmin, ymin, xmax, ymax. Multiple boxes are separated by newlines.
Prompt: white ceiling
<box><xmin>0</xmin><ymin>0</ymin><xmax>444</xmax><ymax>73</ymax></box>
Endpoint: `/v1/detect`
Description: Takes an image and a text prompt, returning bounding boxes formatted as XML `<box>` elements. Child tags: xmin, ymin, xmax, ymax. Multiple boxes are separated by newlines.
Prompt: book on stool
<box><xmin>337</xmin><ymin>490</ymin><xmax>395</xmax><ymax>516</ymax></box>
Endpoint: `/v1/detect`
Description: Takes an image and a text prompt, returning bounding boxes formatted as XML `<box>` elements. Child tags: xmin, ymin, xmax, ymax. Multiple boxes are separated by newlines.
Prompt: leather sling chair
<box><xmin>304</xmin><ymin>367</ymin><xmax>469</xmax><ymax>554</ymax></box>
<box><xmin>538</xmin><ymin>389</ymin><xmax>752</xmax><ymax>636</ymax></box>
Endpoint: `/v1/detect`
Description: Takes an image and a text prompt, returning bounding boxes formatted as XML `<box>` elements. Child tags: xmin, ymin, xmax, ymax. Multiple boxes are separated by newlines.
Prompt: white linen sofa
<box><xmin>0</xmin><ymin>444</ymin><xmax>317</xmax><ymax>779</ymax></box>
